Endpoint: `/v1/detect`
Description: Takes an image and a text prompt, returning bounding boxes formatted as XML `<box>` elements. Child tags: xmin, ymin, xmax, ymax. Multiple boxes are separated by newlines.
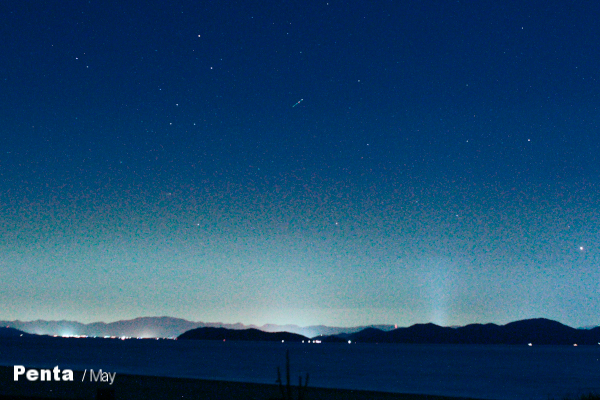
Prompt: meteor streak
<box><xmin>292</xmin><ymin>99</ymin><xmax>304</xmax><ymax>107</ymax></box>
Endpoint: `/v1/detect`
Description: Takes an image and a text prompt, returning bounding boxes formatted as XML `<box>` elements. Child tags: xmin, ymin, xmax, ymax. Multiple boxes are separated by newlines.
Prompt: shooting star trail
<box><xmin>292</xmin><ymin>99</ymin><xmax>304</xmax><ymax>107</ymax></box>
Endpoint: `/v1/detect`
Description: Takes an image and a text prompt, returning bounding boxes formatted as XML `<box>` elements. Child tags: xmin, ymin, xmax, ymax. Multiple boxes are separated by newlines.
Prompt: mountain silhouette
<box><xmin>0</xmin><ymin>317</ymin><xmax>395</xmax><ymax>338</ymax></box>
<box><xmin>322</xmin><ymin>318</ymin><xmax>600</xmax><ymax>345</ymax></box>
<box><xmin>3</xmin><ymin>317</ymin><xmax>598</xmax><ymax>344</ymax></box>
<box><xmin>0</xmin><ymin>327</ymin><xmax>32</xmax><ymax>337</ymax></box>
<box><xmin>178</xmin><ymin>327</ymin><xmax>308</xmax><ymax>342</ymax></box>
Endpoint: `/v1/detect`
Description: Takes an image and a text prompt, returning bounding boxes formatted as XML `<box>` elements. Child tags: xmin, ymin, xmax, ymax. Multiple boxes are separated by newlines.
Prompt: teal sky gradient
<box><xmin>1</xmin><ymin>0</ymin><xmax>599</xmax><ymax>327</ymax></box>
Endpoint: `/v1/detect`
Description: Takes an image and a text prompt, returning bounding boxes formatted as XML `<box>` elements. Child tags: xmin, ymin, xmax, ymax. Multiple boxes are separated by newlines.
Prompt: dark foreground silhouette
<box><xmin>0</xmin><ymin>365</ymin><xmax>477</xmax><ymax>400</ymax></box>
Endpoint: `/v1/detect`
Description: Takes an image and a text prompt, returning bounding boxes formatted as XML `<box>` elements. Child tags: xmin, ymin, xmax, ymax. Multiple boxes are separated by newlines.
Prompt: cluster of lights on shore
<box><xmin>49</xmin><ymin>336</ymin><xmax>599</xmax><ymax>346</ymax></box>
<box><xmin>10</xmin><ymin>330</ymin><xmax>595</xmax><ymax>346</ymax></box>
<box><xmin>52</xmin><ymin>335</ymin><xmax>176</xmax><ymax>340</ymax></box>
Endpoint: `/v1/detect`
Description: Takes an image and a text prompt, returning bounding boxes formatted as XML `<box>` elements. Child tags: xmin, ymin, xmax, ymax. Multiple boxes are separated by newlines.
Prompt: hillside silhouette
<box><xmin>178</xmin><ymin>327</ymin><xmax>308</xmax><ymax>342</ymax></box>
<box><xmin>0</xmin><ymin>327</ymin><xmax>31</xmax><ymax>337</ymax></box>
<box><xmin>321</xmin><ymin>318</ymin><xmax>600</xmax><ymax>345</ymax></box>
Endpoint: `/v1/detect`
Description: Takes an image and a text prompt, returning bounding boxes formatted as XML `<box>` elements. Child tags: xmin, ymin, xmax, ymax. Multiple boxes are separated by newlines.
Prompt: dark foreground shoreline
<box><xmin>1</xmin><ymin>366</ymin><xmax>480</xmax><ymax>400</ymax></box>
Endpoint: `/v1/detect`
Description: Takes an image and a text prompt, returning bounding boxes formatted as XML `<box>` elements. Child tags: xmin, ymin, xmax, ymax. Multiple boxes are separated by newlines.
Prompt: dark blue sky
<box><xmin>1</xmin><ymin>0</ymin><xmax>599</xmax><ymax>326</ymax></box>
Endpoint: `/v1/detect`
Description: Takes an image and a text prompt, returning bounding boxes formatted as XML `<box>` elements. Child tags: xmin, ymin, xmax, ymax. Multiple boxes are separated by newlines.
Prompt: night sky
<box><xmin>1</xmin><ymin>1</ymin><xmax>599</xmax><ymax>327</ymax></box>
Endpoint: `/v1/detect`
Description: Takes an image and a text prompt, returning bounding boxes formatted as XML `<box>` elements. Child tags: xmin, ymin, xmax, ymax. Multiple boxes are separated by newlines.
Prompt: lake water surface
<box><xmin>1</xmin><ymin>336</ymin><xmax>599</xmax><ymax>400</ymax></box>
